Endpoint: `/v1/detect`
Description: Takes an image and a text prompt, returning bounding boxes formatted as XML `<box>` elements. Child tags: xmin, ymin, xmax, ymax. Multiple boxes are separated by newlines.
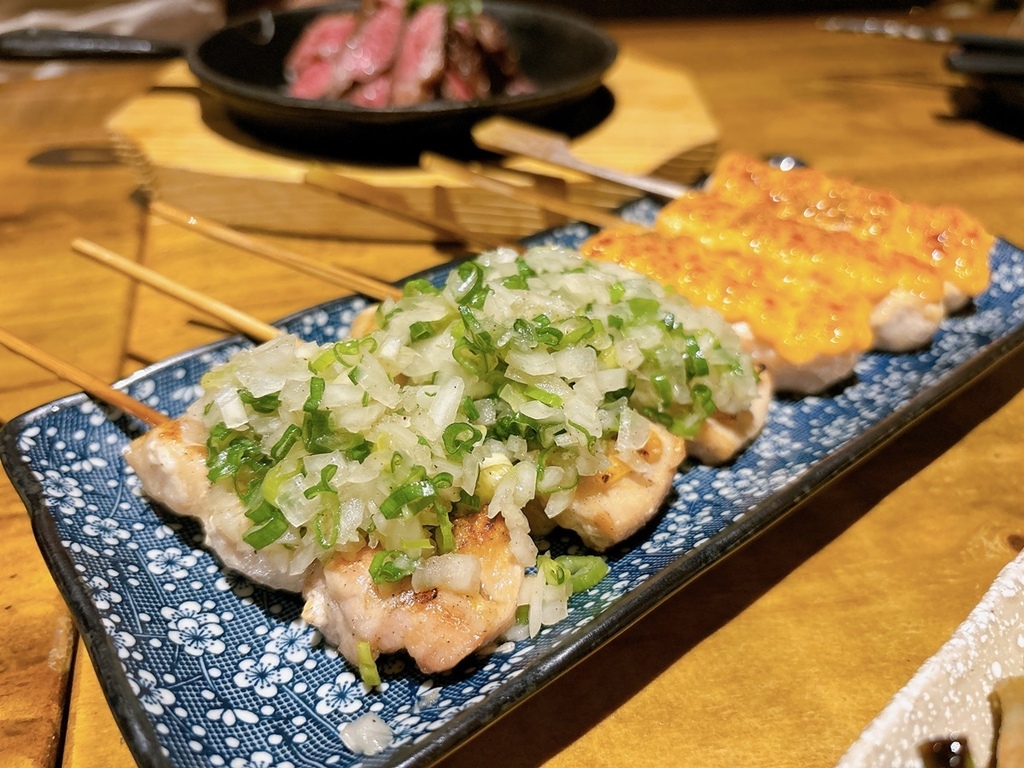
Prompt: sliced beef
<box><xmin>330</xmin><ymin>0</ymin><xmax>407</xmax><ymax>97</ymax></box>
<box><xmin>283</xmin><ymin>0</ymin><xmax>534</xmax><ymax>105</ymax></box>
<box><xmin>284</xmin><ymin>12</ymin><xmax>359</xmax><ymax>82</ymax></box>
<box><xmin>441</xmin><ymin>16</ymin><xmax>490</xmax><ymax>102</ymax></box>
<box><xmin>347</xmin><ymin>72</ymin><xmax>393</xmax><ymax>108</ymax></box>
<box><xmin>288</xmin><ymin>59</ymin><xmax>339</xmax><ymax>100</ymax></box>
<box><xmin>391</xmin><ymin>2</ymin><xmax>448</xmax><ymax>106</ymax></box>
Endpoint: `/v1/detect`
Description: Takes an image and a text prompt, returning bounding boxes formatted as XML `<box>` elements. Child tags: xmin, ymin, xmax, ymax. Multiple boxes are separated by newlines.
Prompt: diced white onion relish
<box><xmin>339</xmin><ymin>713</ymin><xmax>393</xmax><ymax>755</ymax></box>
<box><xmin>189</xmin><ymin>244</ymin><xmax>758</xmax><ymax>589</ymax></box>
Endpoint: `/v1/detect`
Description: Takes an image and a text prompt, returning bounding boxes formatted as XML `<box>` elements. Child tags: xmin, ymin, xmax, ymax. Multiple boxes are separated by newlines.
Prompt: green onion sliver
<box><xmin>402</xmin><ymin>278</ymin><xmax>439</xmax><ymax>297</ymax></box>
<box><xmin>270</xmin><ymin>424</ymin><xmax>302</xmax><ymax>461</ymax></box>
<box><xmin>538</xmin><ymin>554</ymin><xmax>570</xmax><ymax>587</ymax></box>
<box><xmin>556</xmin><ymin>555</ymin><xmax>609</xmax><ymax>593</ymax></box>
<box><xmin>442</xmin><ymin>422</ymin><xmax>483</xmax><ymax>457</ymax></box>
<box><xmin>523</xmin><ymin>385</ymin><xmax>562</xmax><ymax>408</ymax></box>
<box><xmin>357</xmin><ymin>641</ymin><xmax>382</xmax><ymax>687</ymax></box>
<box><xmin>303</xmin><ymin>377</ymin><xmax>325</xmax><ymax>412</ymax></box>
<box><xmin>242</xmin><ymin>501</ymin><xmax>289</xmax><ymax>550</ymax></box>
<box><xmin>379</xmin><ymin>479</ymin><xmax>437</xmax><ymax>519</ymax></box>
<box><xmin>368</xmin><ymin>549</ymin><xmax>416</xmax><ymax>583</ymax></box>
<box><xmin>238</xmin><ymin>388</ymin><xmax>281</xmax><ymax>414</ymax></box>
<box><xmin>435</xmin><ymin>507</ymin><xmax>456</xmax><ymax>553</ymax></box>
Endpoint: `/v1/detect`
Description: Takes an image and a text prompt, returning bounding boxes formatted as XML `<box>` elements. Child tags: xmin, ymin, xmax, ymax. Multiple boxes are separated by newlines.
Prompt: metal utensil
<box><xmin>0</xmin><ymin>28</ymin><xmax>181</xmax><ymax>59</ymax></box>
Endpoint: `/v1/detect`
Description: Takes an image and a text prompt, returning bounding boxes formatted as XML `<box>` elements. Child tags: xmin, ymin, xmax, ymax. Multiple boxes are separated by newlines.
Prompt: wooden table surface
<box><xmin>2</xmin><ymin>9</ymin><xmax>1023</xmax><ymax>768</ymax></box>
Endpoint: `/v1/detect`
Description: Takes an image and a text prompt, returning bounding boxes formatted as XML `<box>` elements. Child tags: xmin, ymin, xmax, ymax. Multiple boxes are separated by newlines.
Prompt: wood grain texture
<box><xmin>105</xmin><ymin>49</ymin><xmax>719</xmax><ymax>241</ymax></box>
<box><xmin>1</xmin><ymin>10</ymin><xmax>1022</xmax><ymax>768</ymax></box>
<box><xmin>0</xmin><ymin>62</ymin><xmax>164</xmax><ymax>768</ymax></box>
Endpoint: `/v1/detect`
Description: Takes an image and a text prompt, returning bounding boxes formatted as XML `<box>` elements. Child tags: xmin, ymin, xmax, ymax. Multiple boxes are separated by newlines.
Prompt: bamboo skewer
<box><xmin>71</xmin><ymin>238</ymin><xmax>281</xmax><ymax>343</ymax></box>
<box><xmin>304</xmin><ymin>166</ymin><xmax>519</xmax><ymax>253</ymax></box>
<box><xmin>419</xmin><ymin>152</ymin><xmax>629</xmax><ymax>231</ymax></box>
<box><xmin>148</xmin><ymin>200</ymin><xmax>403</xmax><ymax>303</ymax></box>
<box><xmin>471</xmin><ymin>117</ymin><xmax>690</xmax><ymax>200</ymax></box>
<box><xmin>0</xmin><ymin>326</ymin><xmax>168</xmax><ymax>426</ymax></box>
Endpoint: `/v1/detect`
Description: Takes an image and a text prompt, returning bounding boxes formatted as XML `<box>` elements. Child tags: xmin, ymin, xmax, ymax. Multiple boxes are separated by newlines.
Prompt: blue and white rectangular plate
<box><xmin>4</xmin><ymin>200</ymin><xmax>1024</xmax><ymax>768</ymax></box>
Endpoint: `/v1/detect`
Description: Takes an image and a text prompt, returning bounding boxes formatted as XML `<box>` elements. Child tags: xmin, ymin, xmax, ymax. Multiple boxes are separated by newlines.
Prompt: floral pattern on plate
<box><xmin>4</xmin><ymin>210</ymin><xmax>1024</xmax><ymax>767</ymax></box>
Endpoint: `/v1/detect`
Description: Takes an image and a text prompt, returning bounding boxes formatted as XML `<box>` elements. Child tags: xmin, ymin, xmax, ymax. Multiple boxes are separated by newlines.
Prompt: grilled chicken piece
<box><xmin>687</xmin><ymin>368</ymin><xmax>772</xmax><ymax>466</ymax></box>
<box><xmin>124</xmin><ymin>415</ymin><xmax>308</xmax><ymax>593</ymax></box>
<box><xmin>302</xmin><ymin>509</ymin><xmax>523</xmax><ymax>674</ymax></box>
<box><xmin>550</xmin><ymin>424</ymin><xmax>687</xmax><ymax>551</ymax></box>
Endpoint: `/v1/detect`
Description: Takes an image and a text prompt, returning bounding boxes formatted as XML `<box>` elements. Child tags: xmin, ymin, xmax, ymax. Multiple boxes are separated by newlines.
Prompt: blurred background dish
<box><xmin>187</xmin><ymin>1</ymin><xmax>618</xmax><ymax>153</ymax></box>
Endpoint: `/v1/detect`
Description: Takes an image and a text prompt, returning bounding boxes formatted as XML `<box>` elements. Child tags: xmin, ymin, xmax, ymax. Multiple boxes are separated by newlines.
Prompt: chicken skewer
<box><xmin>421</xmin><ymin>150</ymin><xmax>993</xmax><ymax>394</ymax></box>
<box><xmin>123</xmin><ymin>243</ymin><xmax>764</xmax><ymax>679</ymax></box>
<box><xmin>64</xmin><ymin>204</ymin><xmax>769</xmax><ymax>676</ymax></box>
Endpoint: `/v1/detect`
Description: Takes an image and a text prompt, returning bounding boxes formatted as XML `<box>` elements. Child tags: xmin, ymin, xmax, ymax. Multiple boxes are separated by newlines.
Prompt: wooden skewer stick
<box><xmin>304</xmin><ymin>166</ymin><xmax>520</xmax><ymax>253</ymax></box>
<box><xmin>419</xmin><ymin>152</ymin><xmax>629</xmax><ymax>231</ymax></box>
<box><xmin>0</xmin><ymin>326</ymin><xmax>168</xmax><ymax>427</ymax></box>
<box><xmin>148</xmin><ymin>200</ymin><xmax>403</xmax><ymax>303</ymax></box>
<box><xmin>471</xmin><ymin>117</ymin><xmax>690</xmax><ymax>200</ymax></box>
<box><xmin>71</xmin><ymin>238</ymin><xmax>281</xmax><ymax>344</ymax></box>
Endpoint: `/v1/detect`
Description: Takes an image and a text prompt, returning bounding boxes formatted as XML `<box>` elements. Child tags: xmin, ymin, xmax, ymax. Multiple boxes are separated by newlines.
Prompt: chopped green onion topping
<box><xmin>538</xmin><ymin>554</ymin><xmax>570</xmax><ymax>586</ymax></box>
<box><xmin>237</xmin><ymin>388</ymin><xmax>281</xmax><ymax>414</ymax></box>
<box><xmin>242</xmin><ymin>501</ymin><xmax>289</xmax><ymax>550</ymax></box>
<box><xmin>303</xmin><ymin>465</ymin><xmax>338</xmax><ymax>499</ymax></box>
<box><xmin>523</xmin><ymin>385</ymin><xmax>562</xmax><ymax>408</ymax></box>
<box><xmin>683</xmin><ymin>336</ymin><xmax>710</xmax><ymax>377</ymax></box>
<box><xmin>501</xmin><ymin>274</ymin><xmax>529</xmax><ymax>290</ymax></box>
<box><xmin>627</xmin><ymin>296</ymin><xmax>659</xmax><ymax>317</ymax></box>
<box><xmin>368</xmin><ymin>549</ymin><xmax>417</xmax><ymax>583</ymax></box>
<box><xmin>314</xmin><ymin>501</ymin><xmax>340</xmax><ymax>549</ymax></box>
<box><xmin>410</xmin><ymin>320</ymin><xmax>439</xmax><ymax>342</ymax></box>
<box><xmin>303</xmin><ymin>377</ymin><xmax>325</xmax><ymax>412</ymax></box>
<box><xmin>434</xmin><ymin>507</ymin><xmax>456</xmax><ymax>553</ymax></box>
<box><xmin>442</xmin><ymin>422</ymin><xmax>483</xmax><ymax>457</ymax></box>
<box><xmin>356</xmin><ymin>640</ymin><xmax>382</xmax><ymax>687</ymax></box>
<box><xmin>556</xmin><ymin>555</ymin><xmax>609</xmax><ymax>593</ymax></box>
<box><xmin>402</xmin><ymin>277</ymin><xmax>439</xmax><ymax>296</ymax></box>
<box><xmin>271</xmin><ymin>425</ymin><xmax>302</xmax><ymax>462</ymax></box>
<box><xmin>451</xmin><ymin>261</ymin><xmax>489</xmax><ymax>307</ymax></box>
<box><xmin>379</xmin><ymin>479</ymin><xmax>438</xmax><ymax>519</ymax></box>
<box><xmin>652</xmin><ymin>373</ymin><xmax>673</xmax><ymax>407</ymax></box>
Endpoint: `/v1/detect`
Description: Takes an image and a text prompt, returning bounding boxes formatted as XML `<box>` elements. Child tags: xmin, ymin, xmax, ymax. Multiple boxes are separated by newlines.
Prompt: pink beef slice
<box><xmin>347</xmin><ymin>72</ymin><xmax>393</xmax><ymax>107</ymax></box>
<box><xmin>330</xmin><ymin>0</ymin><xmax>407</xmax><ymax>97</ymax></box>
<box><xmin>288</xmin><ymin>59</ymin><xmax>338</xmax><ymax>99</ymax></box>
<box><xmin>441</xmin><ymin>17</ymin><xmax>490</xmax><ymax>102</ymax></box>
<box><xmin>284</xmin><ymin>12</ymin><xmax>359</xmax><ymax>82</ymax></box>
<box><xmin>390</xmin><ymin>2</ymin><xmax>448</xmax><ymax>106</ymax></box>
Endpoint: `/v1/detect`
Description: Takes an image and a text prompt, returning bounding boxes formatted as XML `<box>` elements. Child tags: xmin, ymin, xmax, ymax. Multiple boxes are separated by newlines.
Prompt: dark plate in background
<box><xmin>187</xmin><ymin>1</ymin><xmax>618</xmax><ymax>153</ymax></box>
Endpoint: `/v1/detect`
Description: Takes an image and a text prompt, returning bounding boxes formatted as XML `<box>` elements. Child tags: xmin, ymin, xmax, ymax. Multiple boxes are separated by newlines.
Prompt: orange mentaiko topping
<box><xmin>581</xmin><ymin>155</ymin><xmax>993</xmax><ymax>367</ymax></box>
<box><xmin>708</xmin><ymin>152</ymin><xmax>993</xmax><ymax>296</ymax></box>
<box><xmin>581</xmin><ymin>227</ymin><xmax>875</xmax><ymax>366</ymax></box>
